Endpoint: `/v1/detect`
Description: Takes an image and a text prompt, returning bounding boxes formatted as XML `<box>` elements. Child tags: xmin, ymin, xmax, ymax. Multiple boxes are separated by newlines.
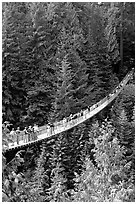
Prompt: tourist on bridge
<box><xmin>76</xmin><ymin>112</ymin><xmax>80</xmax><ymax>121</ymax></box>
<box><xmin>46</xmin><ymin>123</ymin><xmax>50</xmax><ymax>136</ymax></box>
<box><xmin>92</xmin><ymin>104</ymin><xmax>96</xmax><ymax>110</ymax></box>
<box><xmin>72</xmin><ymin>113</ymin><xmax>77</xmax><ymax>120</ymax></box>
<box><xmin>84</xmin><ymin>109</ymin><xmax>88</xmax><ymax>119</ymax></box>
<box><xmin>96</xmin><ymin>102</ymin><xmax>99</xmax><ymax>108</ymax></box>
<box><xmin>33</xmin><ymin>124</ymin><xmax>39</xmax><ymax>140</ymax></box>
<box><xmin>68</xmin><ymin>114</ymin><xmax>73</xmax><ymax>122</ymax></box>
<box><xmin>88</xmin><ymin>106</ymin><xmax>90</xmax><ymax>112</ymax></box>
<box><xmin>31</xmin><ymin>126</ymin><xmax>35</xmax><ymax>141</ymax></box>
<box><xmin>27</xmin><ymin>126</ymin><xmax>32</xmax><ymax>142</ymax></box>
<box><xmin>107</xmin><ymin>92</ymin><xmax>113</xmax><ymax>100</ymax></box>
<box><xmin>50</xmin><ymin>122</ymin><xmax>54</xmax><ymax>135</ymax></box>
<box><xmin>107</xmin><ymin>94</ymin><xmax>110</xmax><ymax>100</ymax></box>
<box><xmin>10</xmin><ymin>128</ymin><xmax>16</xmax><ymax>145</ymax></box>
<box><xmin>120</xmin><ymin>82</ymin><xmax>123</xmax><ymax>87</ymax></box>
<box><xmin>16</xmin><ymin>127</ymin><xmax>20</xmax><ymax>145</ymax></box>
<box><xmin>23</xmin><ymin>127</ymin><xmax>28</xmax><ymax>143</ymax></box>
<box><xmin>118</xmin><ymin>83</ymin><xmax>123</xmax><ymax>89</ymax></box>
<box><xmin>113</xmin><ymin>88</ymin><xmax>118</xmax><ymax>94</ymax></box>
<box><xmin>80</xmin><ymin>110</ymin><xmax>83</xmax><ymax>117</ymax></box>
<box><xmin>63</xmin><ymin>118</ymin><xmax>67</xmax><ymax>128</ymax></box>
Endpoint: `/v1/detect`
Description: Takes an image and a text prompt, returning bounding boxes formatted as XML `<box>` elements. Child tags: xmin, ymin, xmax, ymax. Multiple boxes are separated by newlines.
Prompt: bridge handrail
<box><xmin>4</xmin><ymin>69</ymin><xmax>133</xmax><ymax>152</ymax></box>
<box><xmin>34</xmin><ymin>70</ymin><xmax>133</xmax><ymax>136</ymax></box>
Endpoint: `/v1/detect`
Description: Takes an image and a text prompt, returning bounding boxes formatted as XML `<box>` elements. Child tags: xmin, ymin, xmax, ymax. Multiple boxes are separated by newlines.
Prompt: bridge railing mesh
<box><xmin>4</xmin><ymin>69</ymin><xmax>134</xmax><ymax>151</ymax></box>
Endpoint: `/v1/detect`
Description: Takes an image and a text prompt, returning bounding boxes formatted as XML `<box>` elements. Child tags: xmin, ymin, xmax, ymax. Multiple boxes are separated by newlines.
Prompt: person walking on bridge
<box><xmin>16</xmin><ymin>127</ymin><xmax>20</xmax><ymax>145</ymax></box>
<box><xmin>47</xmin><ymin>123</ymin><xmax>50</xmax><ymax>136</ymax></box>
<box><xmin>10</xmin><ymin>128</ymin><xmax>15</xmax><ymax>146</ymax></box>
<box><xmin>33</xmin><ymin>124</ymin><xmax>39</xmax><ymax>140</ymax></box>
<box><xmin>23</xmin><ymin>127</ymin><xmax>28</xmax><ymax>143</ymax></box>
<box><xmin>50</xmin><ymin>122</ymin><xmax>55</xmax><ymax>135</ymax></box>
<box><xmin>28</xmin><ymin>126</ymin><xmax>32</xmax><ymax>142</ymax></box>
<box><xmin>80</xmin><ymin>110</ymin><xmax>83</xmax><ymax>117</ymax></box>
<box><xmin>63</xmin><ymin>118</ymin><xmax>67</xmax><ymax>129</ymax></box>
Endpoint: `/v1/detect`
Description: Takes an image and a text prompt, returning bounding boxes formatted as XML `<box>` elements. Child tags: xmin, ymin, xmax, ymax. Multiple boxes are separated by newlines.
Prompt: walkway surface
<box><xmin>4</xmin><ymin>70</ymin><xmax>133</xmax><ymax>152</ymax></box>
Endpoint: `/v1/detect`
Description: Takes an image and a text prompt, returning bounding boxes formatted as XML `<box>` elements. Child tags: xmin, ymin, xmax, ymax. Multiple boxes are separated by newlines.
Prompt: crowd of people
<box><xmin>107</xmin><ymin>70</ymin><xmax>132</xmax><ymax>100</ymax></box>
<box><xmin>7</xmin><ymin>70</ymin><xmax>133</xmax><ymax>147</ymax></box>
<box><xmin>10</xmin><ymin>124</ymin><xmax>39</xmax><ymax>145</ymax></box>
<box><xmin>46</xmin><ymin>70</ymin><xmax>132</xmax><ymax>135</ymax></box>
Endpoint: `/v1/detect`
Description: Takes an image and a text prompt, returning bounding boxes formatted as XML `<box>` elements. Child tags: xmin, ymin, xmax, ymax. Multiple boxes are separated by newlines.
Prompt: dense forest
<box><xmin>2</xmin><ymin>2</ymin><xmax>135</xmax><ymax>202</ymax></box>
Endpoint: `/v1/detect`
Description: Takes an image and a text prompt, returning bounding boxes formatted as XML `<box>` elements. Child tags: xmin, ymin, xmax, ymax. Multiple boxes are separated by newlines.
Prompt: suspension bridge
<box><xmin>3</xmin><ymin>70</ymin><xmax>133</xmax><ymax>153</ymax></box>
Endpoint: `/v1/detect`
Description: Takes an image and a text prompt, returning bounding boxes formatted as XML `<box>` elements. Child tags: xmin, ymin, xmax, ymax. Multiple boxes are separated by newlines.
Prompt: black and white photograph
<box><xmin>2</xmin><ymin>1</ymin><xmax>135</xmax><ymax>202</ymax></box>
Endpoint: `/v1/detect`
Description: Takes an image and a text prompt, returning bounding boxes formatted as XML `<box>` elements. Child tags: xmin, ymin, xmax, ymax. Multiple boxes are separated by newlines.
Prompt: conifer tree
<box><xmin>47</xmin><ymin>162</ymin><xmax>68</xmax><ymax>202</ymax></box>
<box><xmin>52</xmin><ymin>2</ymin><xmax>89</xmax><ymax>118</ymax></box>
<box><xmin>74</xmin><ymin>2</ymin><xmax>119</xmax><ymax>105</ymax></box>
<box><xmin>111</xmin><ymin>85</ymin><xmax>135</xmax><ymax>173</ymax></box>
<box><xmin>2</xmin><ymin>3</ymin><xmax>34</xmax><ymax>125</ymax></box>
<box><xmin>117</xmin><ymin>109</ymin><xmax>135</xmax><ymax>181</ymax></box>
<box><xmin>71</xmin><ymin>120</ymin><xmax>134</xmax><ymax>202</ymax></box>
<box><xmin>25</xmin><ymin>3</ymin><xmax>57</xmax><ymax>125</ymax></box>
<box><xmin>49</xmin><ymin>123</ymin><xmax>88</xmax><ymax>191</ymax></box>
<box><xmin>11</xmin><ymin>141</ymin><xmax>53</xmax><ymax>202</ymax></box>
<box><xmin>2</xmin><ymin>150</ymin><xmax>25</xmax><ymax>202</ymax></box>
<box><xmin>53</xmin><ymin>53</ymin><xmax>75</xmax><ymax>120</ymax></box>
<box><xmin>49</xmin><ymin>4</ymin><xmax>99</xmax><ymax>191</ymax></box>
<box><xmin>105</xmin><ymin>3</ymin><xmax>120</xmax><ymax>65</ymax></box>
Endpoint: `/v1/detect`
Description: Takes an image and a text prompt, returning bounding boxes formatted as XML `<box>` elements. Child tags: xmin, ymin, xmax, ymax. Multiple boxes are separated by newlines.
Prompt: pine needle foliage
<box><xmin>71</xmin><ymin>120</ymin><xmax>134</xmax><ymax>202</ymax></box>
<box><xmin>47</xmin><ymin>162</ymin><xmax>68</xmax><ymax>202</ymax></box>
<box><xmin>2</xmin><ymin>149</ymin><xmax>25</xmax><ymax>202</ymax></box>
<box><xmin>105</xmin><ymin>3</ymin><xmax>120</xmax><ymax>64</ymax></box>
<box><xmin>110</xmin><ymin>84</ymin><xmax>135</xmax><ymax>179</ymax></box>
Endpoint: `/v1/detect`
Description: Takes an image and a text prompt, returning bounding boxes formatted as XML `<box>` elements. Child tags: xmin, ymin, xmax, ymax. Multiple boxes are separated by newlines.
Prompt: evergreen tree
<box><xmin>117</xmin><ymin>109</ymin><xmax>135</xmax><ymax>181</ymax></box>
<box><xmin>2</xmin><ymin>150</ymin><xmax>25</xmax><ymax>202</ymax></box>
<box><xmin>71</xmin><ymin>120</ymin><xmax>134</xmax><ymax>202</ymax></box>
<box><xmin>110</xmin><ymin>82</ymin><xmax>135</xmax><ymax>183</ymax></box>
<box><xmin>52</xmin><ymin>2</ymin><xmax>89</xmax><ymax>118</ymax></box>
<box><xmin>104</xmin><ymin>3</ymin><xmax>120</xmax><ymax>66</ymax></box>
<box><xmin>111</xmin><ymin>83</ymin><xmax>135</xmax><ymax>124</ymax></box>
<box><xmin>50</xmin><ymin>123</ymin><xmax>88</xmax><ymax>191</ymax></box>
<box><xmin>53</xmin><ymin>53</ymin><xmax>75</xmax><ymax>120</ymax></box>
<box><xmin>2</xmin><ymin>3</ymin><xmax>135</xmax><ymax>202</ymax></box>
<box><xmin>74</xmin><ymin>3</ymin><xmax>119</xmax><ymax>105</ymax></box>
<box><xmin>121</xmin><ymin>2</ymin><xmax>135</xmax><ymax>71</ymax></box>
<box><xmin>112</xmin><ymin>2</ymin><xmax>135</xmax><ymax>76</ymax></box>
<box><xmin>47</xmin><ymin>162</ymin><xmax>68</xmax><ymax>202</ymax></box>
<box><xmin>2</xmin><ymin>3</ymin><xmax>33</xmax><ymax>126</ymax></box>
<box><xmin>25</xmin><ymin>3</ymin><xmax>57</xmax><ymax>125</ymax></box>
<box><xmin>10</xmin><ymin>141</ymin><xmax>53</xmax><ymax>202</ymax></box>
